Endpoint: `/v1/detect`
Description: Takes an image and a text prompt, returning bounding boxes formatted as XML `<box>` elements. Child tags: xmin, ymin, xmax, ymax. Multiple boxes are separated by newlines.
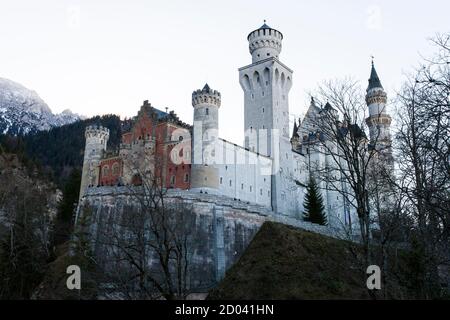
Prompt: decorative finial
<box><xmin>264</xmin><ymin>19</ymin><xmax>266</xmax><ymax>24</ymax></box>
<box><xmin>371</xmin><ymin>55</ymin><xmax>375</xmax><ymax>66</ymax></box>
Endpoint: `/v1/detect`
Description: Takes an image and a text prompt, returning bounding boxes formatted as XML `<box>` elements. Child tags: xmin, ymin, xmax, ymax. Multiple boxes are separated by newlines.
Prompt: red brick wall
<box><xmin>116</xmin><ymin>110</ymin><xmax>191</xmax><ymax>190</ymax></box>
<box><xmin>99</xmin><ymin>157</ymin><xmax>122</xmax><ymax>186</ymax></box>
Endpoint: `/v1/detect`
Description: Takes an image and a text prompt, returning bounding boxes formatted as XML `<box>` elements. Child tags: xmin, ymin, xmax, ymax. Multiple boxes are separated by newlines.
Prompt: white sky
<box><xmin>1</xmin><ymin>0</ymin><xmax>448</xmax><ymax>144</ymax></box>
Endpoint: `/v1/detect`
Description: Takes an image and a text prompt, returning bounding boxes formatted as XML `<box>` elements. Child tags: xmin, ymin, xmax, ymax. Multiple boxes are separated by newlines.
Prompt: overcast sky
<box><xmin>1</xmin><ymin>0</ymin><xmax>448</xmax><ymax>144</ymax></box>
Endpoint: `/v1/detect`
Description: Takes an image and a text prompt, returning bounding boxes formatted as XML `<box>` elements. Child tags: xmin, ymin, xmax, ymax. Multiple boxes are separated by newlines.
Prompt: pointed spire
<box><xmin>292</xmin><ymin>119</ymin><xmax>299</xmax><ymax>138</ymax></box>
<box><xmin>367</xmin><ymin>59</ymin><xmax>383</xmax><ymax>91</ymax></box>
<box><xmin>260</xmin><ymin>19</ymin><xmax>271</xmax><ymax>29</ymax></box>
<box><xmin>202</xmin><ymin>83</ymin><xmax>211</xmax><ymax>92</ymax></box>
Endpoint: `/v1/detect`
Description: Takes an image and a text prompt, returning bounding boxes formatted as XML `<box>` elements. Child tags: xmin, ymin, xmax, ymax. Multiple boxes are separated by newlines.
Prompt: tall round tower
<box><xmin>79</xmin><ymin>125</ymin><xmax>110</xmax><ymax>199</ymax></box>
<box><xmin>247</xmin><ymin>21</ymin><xmax>283</xmax><ymax>63</ymax></box>
<box><xmin>365</xmin><ymin>61</ymin><xmax>392</xmax><ymax>156</ymax></box>
<box><xmin>190</xmin><ymin>84</ymin><xmax>221</xmax><ymax>194</ymax></box>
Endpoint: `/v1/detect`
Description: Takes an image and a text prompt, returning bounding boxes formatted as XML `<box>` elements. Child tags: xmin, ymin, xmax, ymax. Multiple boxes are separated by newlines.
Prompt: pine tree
<box><xmin>303</xmin><ymin>175</ymin><xmax>327</xmax><ymax>225</ymax></box>
<box><xmin>53</xmin><ymin>168</ymin><xmax>81</xmax><ymax>247</ymax></box>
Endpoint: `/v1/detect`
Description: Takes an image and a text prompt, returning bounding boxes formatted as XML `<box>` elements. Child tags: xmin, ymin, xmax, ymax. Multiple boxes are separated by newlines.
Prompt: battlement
<box><xmin>247</xmin><ymin>22</ymin><xmax>282</xmax><ymax>62</ymax></box>
<box><xmin>85</xmin><ymin>125</ymin><xmax>110</xmax><ymax>139</ymax></box>
<box><xmin>192</xmin><ymin>84</ymin><xmax>221</xmax><ymax>108</ymax></box>
<box><xmin>365</xmin><ymin>87</ymin><xmax>387</xmax><ymax>105</ymax></box>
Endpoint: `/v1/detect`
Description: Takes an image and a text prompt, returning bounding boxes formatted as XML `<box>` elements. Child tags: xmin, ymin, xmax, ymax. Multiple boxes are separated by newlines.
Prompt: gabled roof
<box><xmin>323</xmin><ymin>101</ymin><xmax>336</xmax><ymax>112</ymax></box>
<box><xmin>338</xmin><ymin>123</ymin><xmax>367</xmax><ymax>140</ymax></box>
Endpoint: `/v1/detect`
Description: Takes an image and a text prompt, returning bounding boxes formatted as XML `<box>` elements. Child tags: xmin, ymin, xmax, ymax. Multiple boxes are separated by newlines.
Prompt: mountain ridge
<box><xmin>0</xmin><ymin>77</ymin><xmax>84</xmax><ymax>135</ymax></box>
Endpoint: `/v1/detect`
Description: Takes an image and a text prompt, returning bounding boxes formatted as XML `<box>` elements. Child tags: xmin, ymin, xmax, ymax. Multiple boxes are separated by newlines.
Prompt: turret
<box><xmin>79</xmin><ymin>125</ymin><xmax>109</xmax><ymax>199</ymax></box>
<box><xmin>290</xmin><ymin>119</ymin><xmax>300</xmax><ymax>151</ymax></box>
<box><xmin>240</xmin><ymin>22</ymin><xmax>295</xmax><ymax>216</ymax></box>
<box><xmin>365</xmin><ymin>60</ymin><xmax>392</xmax><ymax>154</ymax></box>
<box><xmin>190</xmin><ymin>84</ymin><xmax>221</xmax><ymax>193</ymax></box>
<box><xmin>247</xmin><ymin>21</ymin><xmax>283</xmax><ymax>63</ymax></box>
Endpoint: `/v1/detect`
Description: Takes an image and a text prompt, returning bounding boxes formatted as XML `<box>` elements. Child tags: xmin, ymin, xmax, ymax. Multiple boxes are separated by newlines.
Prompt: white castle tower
<box><xmin>365</xmin><ymin>61</ymin><xmax>392</xmax><ymax>160</ymax></box>
<box><xmin>190</xmin><ymin>84</ymin><xmax>221</xmax><ymax>194</ymax></box>
<box><xmin>79</xmin><ymin>125</ymin><xmax>109</xmax><ymax>199</ymax></box>
<box><xmin>239</xmin><ymin>22</ymin><xmax>296</xmax><ymax>216</ymax></box>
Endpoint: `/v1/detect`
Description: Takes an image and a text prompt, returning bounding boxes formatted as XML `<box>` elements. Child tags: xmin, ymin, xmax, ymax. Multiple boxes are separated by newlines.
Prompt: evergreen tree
<box><xmin>303</xmin><ymin>175</ymin><xmax>327</xmax><ymax>225</ymax></box>
<box><xmin>53</xmin><ymin>168</ymin><xmax>81</xmax><ymax>247</ymax></box>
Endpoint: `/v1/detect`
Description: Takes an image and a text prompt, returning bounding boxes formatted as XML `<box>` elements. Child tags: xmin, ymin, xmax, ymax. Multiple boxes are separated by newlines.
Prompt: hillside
<box><xmin>0</xmin><ymin>150</ymin><xmax>61</xmax><ymax>299</ymax></box>
<box><xmin>208</xmin><ymin>222</ymin><xmax>414</xmax><ymax>300</ymax></box>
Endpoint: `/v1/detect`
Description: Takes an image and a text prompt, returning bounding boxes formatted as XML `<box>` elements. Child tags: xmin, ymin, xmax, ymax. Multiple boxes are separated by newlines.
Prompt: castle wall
<box><xmin>216</xmin><ymin>139</ymin><xmax>272</xmax><ymax>207</ymax></box>
<box><xmin>78</xmin><ymin>186</ymin><xmax>347</xmax><ymax>292</ymax></box>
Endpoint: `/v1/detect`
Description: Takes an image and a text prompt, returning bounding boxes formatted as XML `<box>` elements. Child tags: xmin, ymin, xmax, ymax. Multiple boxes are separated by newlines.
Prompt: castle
<box><xmin>79</xmin><ymin>23</ymin><xmax>392</xmax><ymax>230</ymax></box>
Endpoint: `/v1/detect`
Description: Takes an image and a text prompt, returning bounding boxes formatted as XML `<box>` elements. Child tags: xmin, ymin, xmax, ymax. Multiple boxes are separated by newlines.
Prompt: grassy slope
<box><xmin>209</xmin><ymin>222</ymin><xmax>387</xmax><ymax>300</ymax></box>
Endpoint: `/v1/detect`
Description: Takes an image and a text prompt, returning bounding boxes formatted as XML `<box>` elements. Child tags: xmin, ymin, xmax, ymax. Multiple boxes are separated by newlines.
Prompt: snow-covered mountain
<box><xmin>0</xmin><ymin>77</ymin><xmax>84</xmax><ymax>135</ymax></box>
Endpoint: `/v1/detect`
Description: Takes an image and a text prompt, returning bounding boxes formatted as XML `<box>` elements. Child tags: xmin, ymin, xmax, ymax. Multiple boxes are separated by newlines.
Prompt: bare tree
<box><xmin>307</xmin><ymin>79</ymin><xmax>378</xmax><ymax>265</ymax></box>
<box><xmin>0</xmin><ymin>151</ymin><xmax>54</xmax><ymax>299</ymax></box>
<box><xmin>95</xmin><ymin>145</ymin><xmax>194</xmax><ymax>300</ymax></box>
<box><xmin>300</xmin><ymin>78</ymin><xmax>413</xmax><ymax>298</ymax></box>
<box><xmin>394</xmin><ymin>33</ymin><xmax>450</xmax><ymax>298</ymax></box>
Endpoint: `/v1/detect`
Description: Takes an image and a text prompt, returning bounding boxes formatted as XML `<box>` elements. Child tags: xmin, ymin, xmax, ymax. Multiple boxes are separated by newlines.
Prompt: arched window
<box><xmin>102</xmin><ymin>165</ymin><xmax>110</xmax><ymax>177</ymax></box>
<box><xmin>112</xmin><ymin>163</ymin><xmax>120</xmax><ymax>175</ymax></box>
<box><xmin>206</xmin><ymin>108</ymin><xmax>209</xmax><ymax>115</ymax></box>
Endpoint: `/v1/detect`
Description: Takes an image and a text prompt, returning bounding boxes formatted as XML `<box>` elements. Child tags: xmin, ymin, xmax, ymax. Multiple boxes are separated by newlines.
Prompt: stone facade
<box><xmin>78</xmin><ymin>186</ymin><xmax>349</xmax><ymax>291</ymax></box>
<box><xmin>79</xmin><ymin>23</ymin><xmax>393</xmax><ymax>241</ymax></box>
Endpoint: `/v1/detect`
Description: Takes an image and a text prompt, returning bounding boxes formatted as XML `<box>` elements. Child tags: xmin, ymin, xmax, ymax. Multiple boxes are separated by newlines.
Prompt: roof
<box><xmin>247</xmin><ymin>21</ymin><xmax>283</xmax><ymax>40</ymax></box>
<box><xmin>367</xmin><ymin>61</ymin><xmax>383</xmax><ymax>91</ymax></box>
<box><xmin>202</xmin><ymin>83</ymin><xmax>211</xmax><ymax>93</ymax></box>
<box><xmin>323</xmin><ymin>101</ymin><xmax>336</xmax><ymax>112</ymax></box>
<box><xmin>292</xmin><ymin>120</ymin><xmax>299</xmax><ymax>138</ymax></box>
<box><xmin>152</xmin><ymin>108</ymin><xmax>169</xmax><ymax>119</ymax></box>
<box><xmin>338</xmin><ymin>123</ymin><xmax>367</xmax><ymax>140</ymax></box>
